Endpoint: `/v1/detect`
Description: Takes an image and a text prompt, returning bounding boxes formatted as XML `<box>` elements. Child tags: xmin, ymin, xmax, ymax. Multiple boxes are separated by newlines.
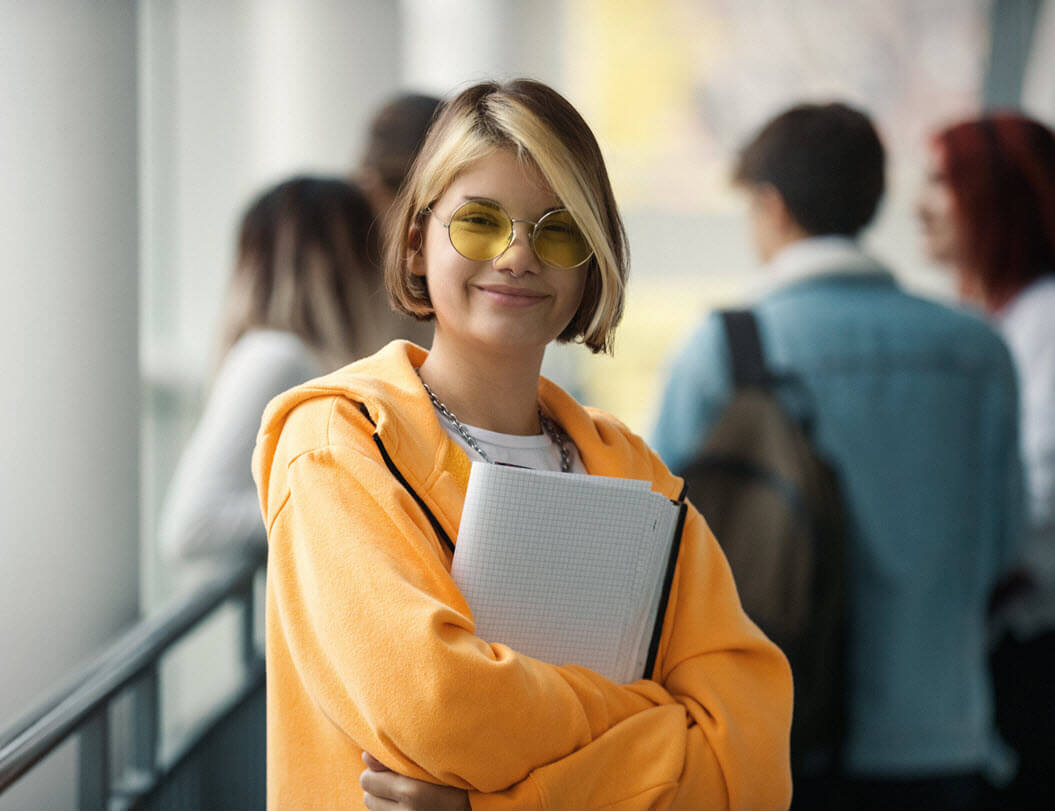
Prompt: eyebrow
<box><xmin>455</xmin><ymin>195</ymin><xmax>565</xmax><ymax>217</ymax></box>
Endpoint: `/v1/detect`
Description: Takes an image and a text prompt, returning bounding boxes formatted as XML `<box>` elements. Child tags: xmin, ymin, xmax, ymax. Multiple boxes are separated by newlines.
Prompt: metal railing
<box><xmin>0</xmin><ymin>551</ymin><xmax>266</xmax><ymax>809</ymax></box>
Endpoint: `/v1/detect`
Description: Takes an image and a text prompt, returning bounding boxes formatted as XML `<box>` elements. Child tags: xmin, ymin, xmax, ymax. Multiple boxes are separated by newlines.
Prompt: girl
<box><xmin>253</xmin><ymin>80</ymin><xmax>792</xmax><ymax>810</ymax></box>
<box><xmin>919</xmin><ymin>113</ymin><xmax>1055</xmax><ymax>808</ymax></box>
<box><xmin>161</xmin><ymin>176</ymin><xmax>394</xmax><ymax>561</ymax></box>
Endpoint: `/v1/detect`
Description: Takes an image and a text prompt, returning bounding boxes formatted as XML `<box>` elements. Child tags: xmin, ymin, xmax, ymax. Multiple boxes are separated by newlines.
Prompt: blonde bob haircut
<box><xmin>384</xmin><ymin>79</ymin><xmax>629</xmax><ymax>354</ymax></box>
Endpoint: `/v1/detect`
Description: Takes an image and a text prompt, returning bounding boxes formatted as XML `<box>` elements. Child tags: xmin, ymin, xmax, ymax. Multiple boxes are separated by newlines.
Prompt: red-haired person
<box><xmin>919</xmin><ymin>112</ymin><xmax>1055</xmax><ymax>807</ymax></box>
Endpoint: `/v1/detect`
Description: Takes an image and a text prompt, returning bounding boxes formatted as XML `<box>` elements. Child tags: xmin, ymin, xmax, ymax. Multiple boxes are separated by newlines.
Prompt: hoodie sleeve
<box><xmin>261</xmin><ymin>397</ymin><xmax>791</xmax><ymax>808</ymax></box>
<box><xmin>470</xmin><ymin>507</ymin><xmax>793</xmax><ymax>811</ymax></box>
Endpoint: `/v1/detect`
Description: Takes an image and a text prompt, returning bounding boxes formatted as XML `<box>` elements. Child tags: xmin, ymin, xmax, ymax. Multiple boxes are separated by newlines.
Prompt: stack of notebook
<box><xmin>451</xmin><ymin>462</ymin><xmax>686</xmax><ymax>684</ymax></box>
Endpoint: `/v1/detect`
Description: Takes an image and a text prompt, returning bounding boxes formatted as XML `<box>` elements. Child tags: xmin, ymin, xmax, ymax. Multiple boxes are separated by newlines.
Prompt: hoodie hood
<box><xmin>254</xmin><ymin>340</ymin><xmax>685</xmax><ymax>549</ymax></box>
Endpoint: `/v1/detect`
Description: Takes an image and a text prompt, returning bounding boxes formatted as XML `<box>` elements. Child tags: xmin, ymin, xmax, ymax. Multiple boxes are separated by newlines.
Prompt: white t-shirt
<box><xmin>435</xmin><ymin>410</ymin><xmax>587</xmax><ymax>474</ymax></box>
<box><xmin>995</xmin><ymin>275</ymin><xmax>1055</xmax><ymax>637</ymax></box>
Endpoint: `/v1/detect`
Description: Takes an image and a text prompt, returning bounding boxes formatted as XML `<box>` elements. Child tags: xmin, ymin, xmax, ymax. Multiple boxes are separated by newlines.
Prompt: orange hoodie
<box><xmin>253</xmin><ymin>341</ymin><xmax>792</xmax><ymax>810</ymax></box>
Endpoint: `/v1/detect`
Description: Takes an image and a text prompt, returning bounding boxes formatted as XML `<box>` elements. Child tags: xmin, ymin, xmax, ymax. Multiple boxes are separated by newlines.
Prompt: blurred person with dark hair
<box><xmin>920</xmin><ymin>112</ymin><xmax>1055</xmax><ymax>807</ymax></box>
<box><xmin>355</xmin><ymin>92</ymin><xmax>443</xmax><ymax>218</ymax></box>
<box><xmin>355</xmin><ymin>92</ymin><xmax>443</xmax><ymax>351</ymax></box>
<box><xmin>653</xmin><ymin>102</ymin><xmax>1024</xmax><ymax>808</ymax></box>
<box><xmin>160</xmin><ymin>176</ymin><xmax>394</xmax><ymax>561</ymax></box>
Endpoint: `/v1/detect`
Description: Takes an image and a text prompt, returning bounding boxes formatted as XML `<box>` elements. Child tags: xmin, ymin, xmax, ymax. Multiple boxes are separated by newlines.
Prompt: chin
<box><xmin>919</xmin><ymin>235</ymin><xmax>948</xmax><ymax>266</ymax></box>
<box><xmin>472</xmin><ymin>326</ymin><xmax>559</xmax><ymax>354</ymax></box>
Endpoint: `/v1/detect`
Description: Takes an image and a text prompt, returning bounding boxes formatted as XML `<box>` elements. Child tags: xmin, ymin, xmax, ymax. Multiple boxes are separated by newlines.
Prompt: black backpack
<box><xmin>680</xmin><ymin>310</ymin><xmax>847</xmax><ymax>780</ymax></box>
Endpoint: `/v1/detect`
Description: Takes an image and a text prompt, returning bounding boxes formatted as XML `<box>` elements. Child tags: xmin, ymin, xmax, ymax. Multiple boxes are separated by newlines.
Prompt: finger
<box><xmin>362</xmin><ymin>750</ymin><xmax>392</xmax><ymax>772</ymax></box>
<box><xmin>423</xmin><ymin>784</ymin><xmax>472</xmax><ymax>811</ymax></box>
<box><xmin>361</xmin><ymin>766</ymin><xmax>401</xmax><ymax>801</ymax></box>
<box><xmin>363</xmin><ymin>790</ymin><xmax>404</xmax><ymax>811</ymax></box>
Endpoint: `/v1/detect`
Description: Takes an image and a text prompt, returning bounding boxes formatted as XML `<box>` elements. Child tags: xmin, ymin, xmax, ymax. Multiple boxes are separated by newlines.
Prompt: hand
<box><xmin>360</xmin><ymin>751</ymin><xmax>471</xmax><ymax>810</ymax></box>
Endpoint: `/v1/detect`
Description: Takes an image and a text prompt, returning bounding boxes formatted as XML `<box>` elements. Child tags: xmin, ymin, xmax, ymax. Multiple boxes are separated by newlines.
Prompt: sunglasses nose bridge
<box><xmin>493</xmin><ymin>217</ymin><xmax>542</xmax><ymax>272</ymax></box>
<box><xmin>503</xmin><ymin>217</ymin><xmax>541</xmax><ymax>257</ymax></box>
<box><xmin>508</xmin><ymin>217</ymin><xmax>538</xmax><ymax>242</ymax></box>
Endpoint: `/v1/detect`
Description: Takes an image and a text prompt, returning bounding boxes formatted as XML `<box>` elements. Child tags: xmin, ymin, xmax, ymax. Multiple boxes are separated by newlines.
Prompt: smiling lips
<box><xmin>476</xmin><ymin>284</ymin><xmax>549</xmax><ymax>307</ymax></box>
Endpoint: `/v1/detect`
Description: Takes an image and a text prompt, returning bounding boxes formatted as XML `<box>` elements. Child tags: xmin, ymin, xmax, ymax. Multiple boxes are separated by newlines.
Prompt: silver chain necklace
<box><xmin>420</xmin><ymin>379</ymin><xmax>571</xmax><ymax>473</ymax></box>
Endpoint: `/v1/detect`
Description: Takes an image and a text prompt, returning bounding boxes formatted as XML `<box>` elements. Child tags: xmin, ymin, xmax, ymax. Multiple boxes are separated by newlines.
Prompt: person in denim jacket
<box><xmin>653</xmin><ymin>102</ymin><xmax>1025</xmax><ymax>809</ymax></box>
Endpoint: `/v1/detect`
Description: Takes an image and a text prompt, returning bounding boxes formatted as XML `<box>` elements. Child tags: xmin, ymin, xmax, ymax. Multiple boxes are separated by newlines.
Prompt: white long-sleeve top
<box><xmin>996</xmin><ymin>274</ymin><xmax>1055</xmax><ymax>637</ymax></box>
<box><xmin>159</xmin><ymin>329</ymin><xmax>325</xmax><ymax>560</ymax></box>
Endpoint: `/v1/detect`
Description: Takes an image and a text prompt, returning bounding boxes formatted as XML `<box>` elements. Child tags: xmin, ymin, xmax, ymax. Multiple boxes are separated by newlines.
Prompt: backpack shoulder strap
<box><xmin>720</xmin><ymin>309</ymin><xmax>769</xmax><ymax>387</ymax></box>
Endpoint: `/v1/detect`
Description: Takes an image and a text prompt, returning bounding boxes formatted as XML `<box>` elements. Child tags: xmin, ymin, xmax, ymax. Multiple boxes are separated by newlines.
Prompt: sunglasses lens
<box><xmin>447</xmin><ymin>200</ymin><xmax>512</xmax><ymax>261</ymax></box>
<box><xmin>533</xmin><ymin>210</ymin><xmax>592</xmax><ymax>268</ymax></box>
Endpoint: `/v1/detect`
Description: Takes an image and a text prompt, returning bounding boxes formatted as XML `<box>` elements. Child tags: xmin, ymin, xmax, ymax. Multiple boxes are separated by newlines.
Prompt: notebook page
<box><xmin>452</xmin><ymin>462</ymin><xmax>681</xmax><ymax>684</ymax></box>
<box><xmin>619</xmin><ymin>494</ymin><xmax>666</xmax><ymax>676</ymax></box>
<box><xmin>628</xmin><ymin>499</ymin><xmax>685</xmax><ymax>677</ymax></box>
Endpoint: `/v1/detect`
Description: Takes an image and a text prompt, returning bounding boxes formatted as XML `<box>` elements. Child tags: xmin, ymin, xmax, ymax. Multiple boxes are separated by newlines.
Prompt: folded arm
<box><xmin>359</xmin><ymin>507</ymin><xmax>793</xmax><ymax>810</ymax></box>
<box><xmin>469</xmin><ymin>508</ymin><xmax>793</xmax><ymax>810</ymax></box>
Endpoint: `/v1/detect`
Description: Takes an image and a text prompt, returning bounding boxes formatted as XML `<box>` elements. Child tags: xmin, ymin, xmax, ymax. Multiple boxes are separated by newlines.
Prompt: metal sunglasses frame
<box><xmin>423</xmin><ymin>198</ymin><xmax>594</xmax><ymax>269</ymax></box>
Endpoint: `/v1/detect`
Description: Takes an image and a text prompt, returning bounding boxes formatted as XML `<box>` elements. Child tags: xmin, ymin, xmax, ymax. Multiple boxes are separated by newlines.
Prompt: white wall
<box><xmin>0</xmin><ymin>1</ymin><xmax>140</xmax><ymax>807</ymax></box>
<box><xmin>400</xmin><ymin>0</ymin><xmax>567</xmax><ymax>95</ymax></box>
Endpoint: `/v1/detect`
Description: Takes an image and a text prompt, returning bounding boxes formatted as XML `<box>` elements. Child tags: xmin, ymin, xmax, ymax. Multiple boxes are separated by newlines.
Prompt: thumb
<box><xmin>361</xmin><ymin>751</ymin><xmax>392</xmax><ymax>772</ymax></box>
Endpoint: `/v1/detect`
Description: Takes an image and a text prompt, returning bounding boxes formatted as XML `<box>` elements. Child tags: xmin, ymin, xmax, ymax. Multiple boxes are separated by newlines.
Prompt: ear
<box><xmin>407</xmin><ymin>221</ymin><xmax>426</xmax><ymax>278</ymax></box>
<box><xmin>746</xmin><ymin>184</ymin><xmax>791</xmax><ymax>263</ymax></box>
<box><xmin>757</xmin><ymin>184</ymin><xmax>807</xmax><ymax>239</ymax></box>
<box><xmin>753</xmin><ymin>184</ymin><xmax>787</xmax><ymax>226</ymax></box>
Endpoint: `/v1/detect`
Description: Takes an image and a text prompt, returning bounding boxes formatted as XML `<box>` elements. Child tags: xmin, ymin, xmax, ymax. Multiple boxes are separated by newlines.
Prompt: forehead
<box><xmin>438</xmin><ymin>149</ymin><xmax>561</xmax><ymax>214</ymax></box>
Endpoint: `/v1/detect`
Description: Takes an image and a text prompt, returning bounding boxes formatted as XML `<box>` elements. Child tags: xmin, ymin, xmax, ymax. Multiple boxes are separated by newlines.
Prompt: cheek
<box><xmin>931</xmin><ymin>183</ymin><xmax>958</xmax><ymax>226</ymax></box>
<box><xmin>560</xmin><ymin>271</ymin><xmax>588</xmax><ymax>316</ymax></box>
<box><xmin>919</xmin><ymin>188</ymin><xmax>948</xmax><ymax>229</ymax></box>
<box><xmin>419</xmin><ymin>229</ymin><xmax>444</xmax><ymax>274</ymax></box>
<box><xmin>933</xmin><ymin>202</ymin><xmax>962</xmax><ymax>252</ymax></box>
<box><xmin>919</xmin><ymin>189</ymin><xmax>965</xmax><ymax>264</ymax></box>
<box><xmin>929</xmin><ymin>189</ymin><xmax>951</xmax><ymax>221</ymax></box>
<box><xmin>424</xmin><ymin>269</ymin><xmax>467</xmax><ymax>318</ymax></box>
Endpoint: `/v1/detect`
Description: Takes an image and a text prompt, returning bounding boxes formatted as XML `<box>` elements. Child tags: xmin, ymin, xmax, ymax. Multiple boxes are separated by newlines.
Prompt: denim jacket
<box><xmin>652</xmin><ymin>249</ymin><xmax>1024</xmax><ymax>775</ymax></box>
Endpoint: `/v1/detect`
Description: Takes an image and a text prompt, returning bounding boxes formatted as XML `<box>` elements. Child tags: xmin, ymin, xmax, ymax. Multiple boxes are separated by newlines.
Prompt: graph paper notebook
<box><xmin>451</xmin><ymin>462</ymin><xmax>687</xmax><ymax>684</ymax></box>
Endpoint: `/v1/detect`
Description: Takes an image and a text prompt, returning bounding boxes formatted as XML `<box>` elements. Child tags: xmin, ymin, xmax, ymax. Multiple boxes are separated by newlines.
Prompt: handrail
<box><xmin>0</xmin><ymin>549</ymin><xmax>265</xmax><ymax>794</ymax></box>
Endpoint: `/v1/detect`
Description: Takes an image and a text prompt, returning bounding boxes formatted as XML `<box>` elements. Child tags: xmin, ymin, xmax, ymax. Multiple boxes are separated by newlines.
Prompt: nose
<box><xmin>492</xmin><ymin>219</ymin><xmax>541</xmax><ymax>278</ymax></box>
